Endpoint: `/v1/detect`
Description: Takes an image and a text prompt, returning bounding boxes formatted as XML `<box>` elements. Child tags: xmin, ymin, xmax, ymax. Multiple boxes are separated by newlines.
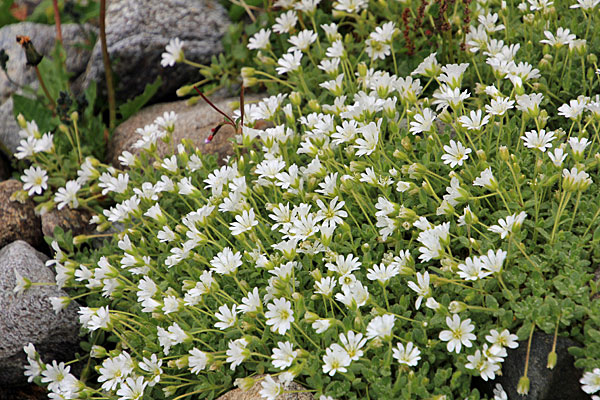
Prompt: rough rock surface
<box><xmin>73</xmin><ymin>0</ymin><xmax>229</xmax><ymax>102</ymax></box>
<box><xmin>475</xmin><ymin>331</ymin><xmax>586</xmax><ymax>400</ymax></box>
<box><xmin>41</xmin><ymin>207</ymin><xmax>94</xmax><ymax>239</ymax></box>
<box><xmin>217</xmin><ymin>375</ymin><xmax>313</xmax><ymax>400</ymax></box>
<box><xmin>0</xmin><ymin>240</ymin><xmax>80</xmax><ymax>386</ymax></box>
<box><xmin>0</xmin><ymin>180</ymin><xmax>42</xmax><ymax>249</ymax></box>
<box><xmin>107</xmin><ymin>95</ymin><xmax>253</xmax><ymax>167</ymax></box>
<box><xmin>0</xmin><ymin>22</ymin><xmax>96</xmax><ymax>154</ymax></box>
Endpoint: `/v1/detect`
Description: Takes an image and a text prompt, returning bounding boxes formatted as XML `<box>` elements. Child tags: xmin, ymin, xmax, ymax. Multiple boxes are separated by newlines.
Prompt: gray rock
<box><xmin>106</xmin><ymin>94</ymin><xmax>262</xmax><ymax>167</ymax></box>
<box><xmin>475</xmin><ymin>331</ymin><xmax>586</xmax><ymax>400</ymax></box>
<box><xmin>0</xmin><ymin>22</ymin><xmax>96</xmax><ymax>154</ymax></box>
<box><xmin>72</xmin><ymin>0</ymin><xmax>230</xmax><ymax>102</ymax></box>
<box><xmin>0</xmin><ymin>97</ymin><xmax>21</xmax><ymax>157</ymax></box>
<box><xmin>0</xmin><ymin>22</ymin><xmax>95</xmax><ymax>103</ymax></box>
<box><xmin>0</xmin><ymin>179</ymin><xmax>43</xmax><ymax>250</ymax></box>
<box><xmin>0</xmin><ymin>240</ymin><xmax>80</xmax><ymax>386</ymax></box>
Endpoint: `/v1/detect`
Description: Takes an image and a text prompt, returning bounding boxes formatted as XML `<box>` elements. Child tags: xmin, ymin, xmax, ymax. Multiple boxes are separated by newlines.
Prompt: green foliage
<box><xmin>118</xmin><ymin>76</ymin><xmax>163</xmax><ymax>122</ymax></box>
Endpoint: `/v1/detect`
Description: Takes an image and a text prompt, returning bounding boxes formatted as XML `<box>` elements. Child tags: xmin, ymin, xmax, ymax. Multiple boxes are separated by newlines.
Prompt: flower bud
<box><xmin>90</xmin><ymin>345</ymin><xmax>107</xmax><ymax>358</ymax></box>
<box><xmin>176</xmin><ymin>84</ymin><xmax>194</xmax><ymax>97</ymax></box>
<box><xmin>499</xmin><ymin>145</ymin><xmax>509</xmax><ymax>161</ymax></box>
<box><xmin>17</xmin><ymin>113</ymin><xmax>27</xmax><ymax>129</ymax></box>
<box><xmin>449</xmin><ymin>301</ymin><xmax>467</xmax><ymax>313</ymax></box>
<box><xmin>357</xmin><ymin>62</ymin><xmax>368</xmax><ymax>78</ymax></box>
<box><xmin>308</xmin><ymin>99</ymin><xmax>321</xmax><ymax>112</ymax></box>
<box><xmin>290</xmin><ymin>91</ymin><xmax>302</xmax><ymax>107</ymax></box>
<box><xmin>517</xmin><ymin>376</ymin><xmax>530</xmax><ymax>395</ymax></box>
<box><xmin>547</xmin><ymin>350</ymin><xmax>557</xmax><ymax>369</ymax></box>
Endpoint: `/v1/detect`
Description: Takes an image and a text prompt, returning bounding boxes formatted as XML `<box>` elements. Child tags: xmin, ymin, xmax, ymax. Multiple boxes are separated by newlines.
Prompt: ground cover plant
<box><xmin>10</xmin><ymin>0</ymin><xmax>600</xmax><ymax>398</ymax></box>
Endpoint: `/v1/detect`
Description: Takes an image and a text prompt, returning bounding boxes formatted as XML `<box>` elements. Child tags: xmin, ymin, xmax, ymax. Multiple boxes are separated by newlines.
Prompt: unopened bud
<box><xmin>517</xmin><ymin>376</ymin><xmax>530</xmax><ymax>395</ymax></box>
<box><xmin>547</xmin><ymin>350</ymin><xmax>557</xmax><ymax>369</ymax></box>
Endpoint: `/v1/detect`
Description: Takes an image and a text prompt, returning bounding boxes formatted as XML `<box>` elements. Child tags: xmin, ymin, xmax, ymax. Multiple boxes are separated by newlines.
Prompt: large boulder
<box><xmin>0</xmin><ymin>240</ymin><xmax>80</xmax><ymax>386</ymax></box>
<box><xmin>107</xmin><ymin>95</ymin><xmax>249</xmax><ymax>167</ymax></box>
<box><xmin>0</xmin><ymin>22</ymin><xmax>96</xmax><ymax>154</ymax></box>
<box><xmin>72</xmin><ymin>0</ymin><xmax>230</xmax><ymax>102</ymax></box>
<box><xmin>0</xmin><ymin>180</ymin><xmax>42</xmax><ymax>250</ymax></box>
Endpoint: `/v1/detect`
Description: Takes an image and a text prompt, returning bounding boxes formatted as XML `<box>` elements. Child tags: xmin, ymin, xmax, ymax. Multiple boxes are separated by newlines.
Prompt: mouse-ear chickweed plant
<box><xmin>13</xmin><ymin>0</ymin><xmax>600</xmax><ymax>399</ymax></box>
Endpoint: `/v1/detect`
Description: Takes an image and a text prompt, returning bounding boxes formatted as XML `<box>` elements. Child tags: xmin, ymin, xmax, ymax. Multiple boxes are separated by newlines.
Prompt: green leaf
<box><xmin>118</xmin><ymin>76</ymin><xmax>163</xmax><ymax>122</ymax></box>
<box><xmin>12</xmin><ymin>94</ymin><xmax>54</xmax><ymax>133</ymax></box>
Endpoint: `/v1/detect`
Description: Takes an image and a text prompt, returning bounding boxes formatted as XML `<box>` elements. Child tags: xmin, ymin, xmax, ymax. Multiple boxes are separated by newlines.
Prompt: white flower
<box><xmin>339</xmin><ymin>331</ymin><xmax>366</xmax><ymax>361</ymax></box>
<box><xmin>540</xmin><ymin>27</ymin><xmax>576</xmax><ymax>47</ymax></box>
<box><xmin>480</xmin><ymin>249</ymin><xmax>507</xmax><ymax>274</ymax></box>
<box><xmin>439</xmin><ymin>63</ymin><xmax>469</xmax><ymax>89</ymax></box>
<box><xmin>161</xmin><ymin>38</ymin><xmax>184</xmax><ymax>67</ymax></box>
<box><xmin>411</xmin><ymin>52</ymin><xmax>441</xmax><ymax>77</ymax></box>
<box><xmin>326</xmin><ymin>40</ymin><xmax>345</xmax><ymax>59</ymax></box>
<box><xmin>265</xmin><ymin>298</ymin><xmax>295</xmax><ymax>335</ymax></box>
<box><xmin>488</xmin><ymin>211</ymin><xmax>527</xmax><ymax>238</ymax></box>
<box><xmin>248</xmin><ymin>28</ymin><xmax>271</xmax><ymax>50</ymax></box>
<box><xmin>365</xmin><ymin>38</ymin><xmax>390</xmax><ymax>60</ymax></box>
<box><xmin>407</xmin><ymin>272</ymin><xmax>430</xmax><ymax>310</ymax></box>
<box><xmin>314</xmin><ymin>276</ymin><xmax>336</xmax><ymax>296</ymax></box>
<box><xmin>312</xmin><ymin>319</ymin><xmax>331</xmax><ymax>333</ymax></box>
<box><xmin>473</xmin><ymin>167</ymin><xmax>498</xmax><ymax>190</ymax></box>
<box><xmin>239</xmin><ymin>287</ymin><xmax>262</xmax><ymax>314</ymax></box>
<box><xmin>493</xmin><ymin>383</ymin><xmax>508</xmax><ymax>400</ymax></box>
<box><xmin>21</xmin><ymin>166</ymin><xmax>48</xmax><ymax>196</ymax></box>
<box><xmin>457</xmin><ymin>256</ymin><xmax>491</xmax><ymax>280</ymax></box>
<box><xmin>548</xmin><ymin>147</ymin><xmax>568</xmax><ymax>167</ymax></box>
<box><xmin>214</xmin><ymin>304</ymin><xmax>238</xmax><ymax>330</ymax></box>
<box><xmin>288</xmin><ymin>29</ymin><xmax>317</xmax><ymax>52</ymax></box>
<box><xmin>366</xmin><ymin>314</ymin><xmax>395</xmax><ymax>340</ymax></box>
<box><xmin>54</xmin><ymin>180</ymin><xmax>81</xmax><ymax>209</ymax></box>
<box><xmin>558</xmin><ymin>98</ymin><xmax>587</xmax><ymax>120</ymax></box>
<box><xmin>441</xmin><ymin>140</ymin><xmax>471</xmax><ymax>168</ymax></box>
<box><xmin>568</xmin><ymin>137</ymin><xmax>590</xmax><ymax>157</ymax></box>
<box><xmin>458</xmin><ymin>109</ymin><xmax>490</xmax><ymax>131</ymax></box>
<box><xmin>273</xmin><ymin>10</ymin><xmax>298</xmax><ymax>34</ymax></box>
<box><xmin>230</xmin><ymin>208</ymin><xmax>259</xmax><ymax>236</ymax></box>
<box><xmin>226</xmin><ymin>338</ymin><xmax>249</xmax><ymax>370</ymax></box>
<box><xmin>276</xmin><ymin>50</ymin><xmax>303</xmax><ymax>75</ymax></box>
<box><xmin>521</xmin><ymin>129</ymin><xmax>556</xmax><ymax>152</ymax></box>
<box><xmin>353</xmin><ymin>120</ymin><xmax>380</xmax><ymax>157</ymax></box>
<box><xmin>439</xmin><ymin>314</ymin><xmax>476</xmax><ymax>353</ymax></box>
<box><xmin>570</xmin><ymin>0</ymin><xmax>600</xmax><ymax>9</ymax></box>
<box><xmin>581</xmin><ymin>368</ymin><xmax>600</xmax><ymax>394</ymax></box>
<box><xmin>485</xmin><ymin>96</ymin><xmax>515</xmax><ymax>116</ymax></box>
<box><xmin>486</xmin><ymin>329</ymin><xmax>519</xmax><ymax>352</ymax></box>
<box><xmin>322</xmin><ymin>344</ymin><xmax>351</xmax><ymax>376</ymax></box>
<box><xmin>465</xmin><ymin>348</ymin><xmax>501</xmax><ymax>381</ymax></box>
<box><xmin>334</xmin><ymin>0</ymin><xmax>369</xmax><ymax>13</ymax></box>
<box><xmin>271</xmin><ymin>341</ymin><xmax>297</xmax><ymax>370</ymax></box>
<box><xmin>366</xmin><ymin>263</ymin><xmax>399</xmax><ymax>284</ymax></box>
<box><xmin>563</xmin><ymin>167</ymin><xmax>593</xmax><ymax>191</ymax></box>
<box><xmin>392</xmin><ymin>342</ymin><xmax>421</xmax><ymax>366</ymax></box>
<box><xmin>116</xmin><ymin>375</ymin><xmax>147</xmax><ymax>399</ymax></box>
<box><xmin>260</xmin><ymin>375</ymin><xmax>283</xmax><ymax>400</ymax></box>
<box><xmin>210</xmin><ymin>247</ymin><xmax>243</xmax><ymax>275</ymax></box>
<box><xmin>409</xmin><ymin>108</ymin><xmax>436</xmax><ymax>134</ymax></box>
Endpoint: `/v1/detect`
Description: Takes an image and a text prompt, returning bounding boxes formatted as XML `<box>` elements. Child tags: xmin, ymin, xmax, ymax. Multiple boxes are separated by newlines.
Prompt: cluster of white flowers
<box><xmin>17</xmin><ymin>0</ymin><xmax>600</xmax><ymax>398</ymax></box>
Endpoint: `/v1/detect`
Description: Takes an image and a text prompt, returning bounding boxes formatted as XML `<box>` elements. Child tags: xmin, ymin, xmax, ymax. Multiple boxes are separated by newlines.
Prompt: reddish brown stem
<box><xmin>52</xmin><ymin>0</ymin><xmax>63</xmax><ymax>44</ymax></box>
<box><xmin>193</xmin><ymin>86</ymin><xmax>235</xmax><ymax>125</ymax></box>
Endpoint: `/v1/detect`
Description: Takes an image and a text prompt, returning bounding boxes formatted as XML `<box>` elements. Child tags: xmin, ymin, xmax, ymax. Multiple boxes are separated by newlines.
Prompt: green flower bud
<box><xmin>517</xmin><ymin>375</ymin><xmax>530</xmax><ymax>395</ymax></box>
<box><xmin>547</xmin><ymin>350</ymin><xmax>557</xmax><ymax>369</ymax></box>
<box><xmin>176</xmin><ymin>84</ymin><xmax>194</xmax><ymax>97</ymax></box>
